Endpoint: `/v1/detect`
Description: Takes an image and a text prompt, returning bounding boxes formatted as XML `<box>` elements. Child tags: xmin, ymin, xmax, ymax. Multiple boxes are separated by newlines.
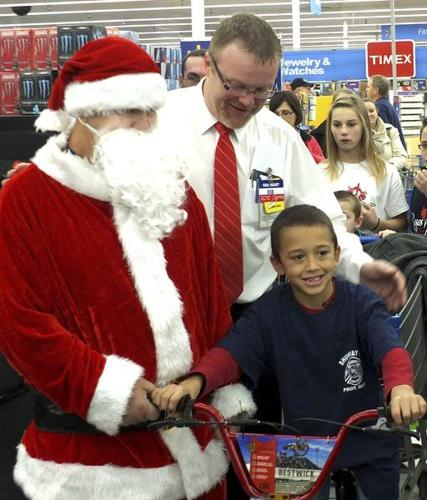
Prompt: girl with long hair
<box><xmin>323</xmin><ymin>95</ymin><xmax>408</xmax><ymax>233</ymax></box>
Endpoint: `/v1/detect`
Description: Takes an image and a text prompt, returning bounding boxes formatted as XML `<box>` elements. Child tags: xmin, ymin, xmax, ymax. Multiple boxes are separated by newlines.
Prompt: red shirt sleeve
<box><xmin>190</xmin><ymin>347</ymin><xmax>242</xmax><ymax>398</ymax></box>
<box><xmin>381</xmin><ymin>347</ymin><xmax>413</xmax><ymax>399</ymax></box>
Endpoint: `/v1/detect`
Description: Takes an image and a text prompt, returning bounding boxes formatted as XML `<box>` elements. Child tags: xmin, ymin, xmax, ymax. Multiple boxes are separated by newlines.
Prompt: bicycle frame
<box><xmin>193</xmin><ymin>402</ymin><xmax>379</xmax><ymax>499</ymax></box>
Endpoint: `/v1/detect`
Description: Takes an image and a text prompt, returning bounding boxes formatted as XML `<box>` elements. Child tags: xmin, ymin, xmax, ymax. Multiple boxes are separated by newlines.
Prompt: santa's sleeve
<box><xmin>187</xmin><ymin>189</ymin><xmax>256</xmax><ymax>418</ymax></box>
<box><xmin>0</xmin><ymin>179</ymin><xmax>141</xmax><ymax>436</ymax></box>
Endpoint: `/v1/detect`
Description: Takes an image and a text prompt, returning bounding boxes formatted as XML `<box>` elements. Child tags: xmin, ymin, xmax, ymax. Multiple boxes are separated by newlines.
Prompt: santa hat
<box><xmin>35</xmin><ymin>37</ymin><xmax>167</xmax><ymax>132</ymax></box>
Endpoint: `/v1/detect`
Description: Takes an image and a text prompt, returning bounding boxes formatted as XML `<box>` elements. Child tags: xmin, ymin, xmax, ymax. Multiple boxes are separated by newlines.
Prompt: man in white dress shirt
<box><xmin>159</xmin><ymin>13</ymin><xmax>406</xmax><ymax>314</ymax></box>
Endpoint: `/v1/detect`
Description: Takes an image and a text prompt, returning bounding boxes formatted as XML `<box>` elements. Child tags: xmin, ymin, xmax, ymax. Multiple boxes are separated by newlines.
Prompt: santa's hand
<box><xmin>121</xmin><ymin>376</ymin><xmax>160</xmax><ymax>426</ymax></box>
<box><xmin>1</xmin><ymin>161</ymin><xmax>30</xmax><ymax>187</ymax></box>
<box><xmin>360</xmin><ymin>260</ymin><xmax>406</xmax><ymax>312</ymax></box>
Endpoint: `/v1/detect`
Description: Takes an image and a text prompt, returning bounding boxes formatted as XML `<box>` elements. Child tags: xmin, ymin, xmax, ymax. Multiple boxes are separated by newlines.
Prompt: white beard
<box><xmin>92</xmin><ymin>127</ymin><xmax>188</xmax><ymax>240</ymax></box>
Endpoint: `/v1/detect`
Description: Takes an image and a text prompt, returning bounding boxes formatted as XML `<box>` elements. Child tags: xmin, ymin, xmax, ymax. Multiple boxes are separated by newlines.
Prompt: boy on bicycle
<box><xmin>153</xmin><ymin>204</ymin><xmax>426</xmax><ymax>499</ymax></box>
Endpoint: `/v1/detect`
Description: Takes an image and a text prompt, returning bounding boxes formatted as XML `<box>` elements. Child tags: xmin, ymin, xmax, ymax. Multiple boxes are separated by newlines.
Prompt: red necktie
<box><xmin>214</xmin><ymin>122</ymin><xmax>243</xmax><ymax>305</ymax></box>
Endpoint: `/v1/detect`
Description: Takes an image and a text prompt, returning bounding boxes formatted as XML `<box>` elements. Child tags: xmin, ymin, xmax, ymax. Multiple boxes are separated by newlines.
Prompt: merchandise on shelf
<box><xmin>0</xmin><ymin>72</ymin><xmax>20</xmax><ymax>114</ymax></box>
<box><xmin>396</xmin><ymin>79</ymin><xmax>426</xmax><ymax>136</ymax></box>
<box><xmin>20</xmin><ymin>71</ymin><xmax>52</xmax><ymax>115</ymax></box>
<box><xmin>0</xmin><ymin>30</ymin><xmax>16</xmax><ymax>71</ymax></box>
<box><xmin>58</xmin><ymin>26</ymin><xmax>106</xmax><ymax>67</ymax></box>
<box><xmin>143</xmin><ymin>45</ymin><xmax>182</xmax><ymax>91</ymax></box>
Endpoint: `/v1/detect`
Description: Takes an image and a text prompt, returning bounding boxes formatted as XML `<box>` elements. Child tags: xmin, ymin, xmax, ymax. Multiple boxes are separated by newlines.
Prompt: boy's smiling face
<box><xmin>270</xmin><ymin>224</ymin><xmax>340</xmax><ymax>309</ymax></box>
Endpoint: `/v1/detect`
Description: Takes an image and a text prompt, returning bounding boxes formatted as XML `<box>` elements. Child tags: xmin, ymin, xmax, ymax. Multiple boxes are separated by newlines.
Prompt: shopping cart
<box><xmin>391</xmin><ymin>275</ymin><xmax>427</xmax><ymax>499</ymax></box>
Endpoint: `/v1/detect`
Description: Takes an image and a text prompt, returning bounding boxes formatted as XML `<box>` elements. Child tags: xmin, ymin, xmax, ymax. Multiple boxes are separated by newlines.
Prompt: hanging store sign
<box><xmin>365</xmin><ymin>40</ymin><xmax>416</xmax><ymax>78</ymax></box>
<box><xmin>382</xmin><ymin>24</ymin><xmax>427</xmax><ymax>42</ymax></box>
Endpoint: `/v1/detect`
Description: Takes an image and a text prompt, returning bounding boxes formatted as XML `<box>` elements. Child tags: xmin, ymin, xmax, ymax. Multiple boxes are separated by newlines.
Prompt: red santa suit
<box><xmin>0</xmin><ymin>132</ymin><xmax>256</xmax><ymax>500</ymax></box>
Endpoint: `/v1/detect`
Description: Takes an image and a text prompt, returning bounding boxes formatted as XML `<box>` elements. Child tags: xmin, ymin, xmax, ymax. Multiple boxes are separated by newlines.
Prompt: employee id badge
<box><xmin>257</xmin><ymin>178</ymin><xmax>285</xmax><ymax>228</ymax></box>
<box><xmin>250</xmin><ymin>142</ymin><xmax>286</xmax><ymax>228</ymax></box>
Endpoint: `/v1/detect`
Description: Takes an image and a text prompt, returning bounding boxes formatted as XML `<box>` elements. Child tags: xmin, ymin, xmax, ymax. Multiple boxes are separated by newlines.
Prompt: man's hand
<box><xmin>121</xmin><ymin>376</ymin><xmax>160</xmax><ymax>426</ymax></box>
<box><xmin>1</xmin><ymin>161</ymin><xmax>30</xmax><ymax>187</ymax></box>
<box><xmin>415</xmin><ymin>169</ymin><xmax>427</xmax><ymax>198</ymax></box>
<box><xmin>151</xmin><ymin>374</ymin><xmax>204</xmax><ymax>413</ymax></box>
<box><xmin>360</xmin><ymin>260</ymin><xmax>406</xmax><ymax>312</ymax></box>
<box><xmin>390</xmin><ymin>384</ymin><xmax>426</xmax><ymax>425</ymax></box>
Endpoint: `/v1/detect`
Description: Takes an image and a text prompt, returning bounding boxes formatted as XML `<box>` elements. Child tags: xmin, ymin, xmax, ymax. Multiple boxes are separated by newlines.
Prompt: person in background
<box><xmin>411</xmin><ymin>118</ymin><xmax>427</xmax><ymax>234</ymax></box>
<box><xmin>290</xmin><ymin>77</ymin><xmax>313</xmax><ymax>98</ymax></box>
<box><xmin>334</xmin><ymin>190</ymin><xmax>363</xmax><ymax>234</ymax></box>
<box><xmin>269</xmin><ymin>90</ymin><xmax>325</xmax><ymax>163</ymax></box>
<box><xmin>152</xmin><ymin>204</ymin><xmax>426</xmax><ymax>500</ymax></box>
<box><xmin>0</xmin><ymin>37</ymin><xmax>246</xmax><ymax>500</ymax></box>
<box><xmin>179</xmin><ymin>48</ymin><xmax>207</xmax><ymax>88</ymax></box>
<box><xmin>311</xmin><ymin>88</ymin><xmax>355</xmax><ymax>157</ymax></box>
<box><xmin>363</xmin><ymin>98</ymin><xmax>408</xmax><ymax>170</ymax></box>
<box><xmin>335</xmin><ymin>189</ymin><xmax>396</xmax><ymax>239</ymax></box>
<box><xmin>323</xmin><ymin>95</ymin><xmax>408</xmax><ymax>234</ymax></box>
<box><xmin>366</xmin><ymin>75</ymin><xmax>407</xmax><ymax>151</ymax></box>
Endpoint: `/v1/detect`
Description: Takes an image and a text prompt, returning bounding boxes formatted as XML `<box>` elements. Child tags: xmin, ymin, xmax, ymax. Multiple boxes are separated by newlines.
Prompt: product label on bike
<box><xmin>236</xmin><ymin>433</ymin><xmax>336</xmax><ymax>495</ymax></box>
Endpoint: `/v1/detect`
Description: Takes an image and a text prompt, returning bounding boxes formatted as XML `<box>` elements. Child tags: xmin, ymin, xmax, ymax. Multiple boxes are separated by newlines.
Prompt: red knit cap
<box><xmin>36</xmin><ymin>37</ymin><xmax>166</xmax><ymax>132</ymax></box>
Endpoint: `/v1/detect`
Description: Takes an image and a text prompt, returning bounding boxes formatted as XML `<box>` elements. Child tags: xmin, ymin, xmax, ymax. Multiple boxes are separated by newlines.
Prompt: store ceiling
<box><xmin>1</xmin><ymin>0</ymin><xmax>426</xmax><ymax>50</ymax></box>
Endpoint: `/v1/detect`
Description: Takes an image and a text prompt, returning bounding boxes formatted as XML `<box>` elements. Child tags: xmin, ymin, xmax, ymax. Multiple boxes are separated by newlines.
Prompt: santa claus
<box><xmin>0</xmin><ymin>37</ymin><xmax>255</xmax><ymax>500</ymax></box>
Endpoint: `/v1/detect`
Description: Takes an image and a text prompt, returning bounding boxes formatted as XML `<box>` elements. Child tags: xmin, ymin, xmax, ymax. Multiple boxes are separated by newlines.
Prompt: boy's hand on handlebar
<box><xmin>152</xmin><ymin>374</ymin><xmax>204</xmax><ymax>413</ymax></box>
<box><xmin>389</xmin><ymin>385</ymin><xmax>427</xmax><ymax>425</ymax></box>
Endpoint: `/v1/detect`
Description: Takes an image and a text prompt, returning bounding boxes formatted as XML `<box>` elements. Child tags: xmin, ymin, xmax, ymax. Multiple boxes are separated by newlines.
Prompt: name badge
<box><xmin>256</xmin><ymin>178</ymin><xmax>285</xmax><ymax>228</ymax></box>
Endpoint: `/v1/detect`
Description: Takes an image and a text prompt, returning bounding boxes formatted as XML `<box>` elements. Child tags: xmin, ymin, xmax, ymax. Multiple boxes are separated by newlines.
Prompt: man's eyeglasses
<box><xmin>418</xmin><ymin>142</ymin><xmax>427</xmax><ymax>151</ymax></box>
<box><xmin>211</xmin><ymin>57</ymin><xmax>276</xmax><ymax>100</ymax></box>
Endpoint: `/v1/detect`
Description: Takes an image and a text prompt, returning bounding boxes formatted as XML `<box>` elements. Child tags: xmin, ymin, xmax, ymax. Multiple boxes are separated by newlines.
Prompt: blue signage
<box><xmin>382</xmin><ymin>24</ymin><xmax>427</xmax><ymax>41</ymax></box>
<box><xmin>310</xmin><ymin>0</ymin><xmax>322</xmax><ymax>16</ymax></box>
<box><xmin>281</xmin><ymin>49</ymin><xmax>365</xmax><ymax>82</ymax></box>
<box><xmin>282</xmin><ymin>47</ymin><xmax>427</xmax><ymax>81</ymax></box>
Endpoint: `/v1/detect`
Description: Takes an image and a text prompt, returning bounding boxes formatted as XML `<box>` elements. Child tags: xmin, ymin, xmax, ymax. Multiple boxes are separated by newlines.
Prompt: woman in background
<box><xmin>364</xmin><ymin>98</ymin><xmax>408</xmax><ymax>170</ymax></box>
<box><xmin>269</xmin><ymin>90</ymin><xmax>325</xmax><ymax>163</ymax></box>
<box><xmin>322</xmin><ymin>94</ymin><xmax>408</xmax><ymax>233</ymax></box>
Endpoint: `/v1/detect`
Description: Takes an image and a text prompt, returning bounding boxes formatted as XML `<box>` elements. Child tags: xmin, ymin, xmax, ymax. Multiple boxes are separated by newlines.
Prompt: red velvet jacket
<box><xmin>0</xmin><ymin>136</ymin><xmax>255</xmax><ymax>500</ymax></box>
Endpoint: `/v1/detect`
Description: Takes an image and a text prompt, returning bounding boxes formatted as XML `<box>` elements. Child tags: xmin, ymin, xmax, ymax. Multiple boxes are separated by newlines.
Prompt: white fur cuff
<box><xmin>86</xmin><ymin>354</ymin><xmax>143</xmax><ymax>435</ymax></box>
<box><xmin>210</xmin><ymin>383</ymin><xmax>257</xmax><ymax>419</ymax></box>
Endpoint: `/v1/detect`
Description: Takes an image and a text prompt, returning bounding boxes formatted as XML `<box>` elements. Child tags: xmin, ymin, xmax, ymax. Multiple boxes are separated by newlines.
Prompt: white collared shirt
<box><xmin>158</xmin><ymin>81</ymin><xmax>371</xmax><ymax>303</ymax></box>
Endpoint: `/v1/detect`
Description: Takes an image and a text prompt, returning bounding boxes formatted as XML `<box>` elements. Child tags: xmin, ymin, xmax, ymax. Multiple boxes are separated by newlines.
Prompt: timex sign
<box><xmin>366</xmin><ymin>40</ymin><xmax>415</xmax><ymax>78</ymax></box>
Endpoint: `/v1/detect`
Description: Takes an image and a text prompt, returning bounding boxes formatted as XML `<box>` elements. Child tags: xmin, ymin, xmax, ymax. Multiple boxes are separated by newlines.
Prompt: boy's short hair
<box><xmin>334</xmin><ymin>190</ymin><xmax>362</xmax><ymax>218</ymax></box>
<box><xmin>271</xmin><ymin>205</ymin><xmax>338</xmax><ymax>260</ymax></box>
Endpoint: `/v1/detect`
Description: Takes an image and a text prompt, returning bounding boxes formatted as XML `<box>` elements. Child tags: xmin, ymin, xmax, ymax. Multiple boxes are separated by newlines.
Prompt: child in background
<box><xmin>335</xmin><ymin>190</ymin><xmax>396</xmax><ymax>238</ymax></box>
<box><xmin>152</xmin><ymin>204</ymin><xmax>426</xmax><ymax>500</ymax></box>
<box><xmin>334</xmin><ymin>190</ymin><xmax>363</xmax><ymax>234</ymax></box>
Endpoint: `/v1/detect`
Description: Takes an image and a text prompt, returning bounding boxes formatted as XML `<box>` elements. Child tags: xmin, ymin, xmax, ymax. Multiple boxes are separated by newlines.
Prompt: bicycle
<box><xmin>142</xmin><ymin>397</ymin><xmax>420</xmax><ymax>499</ymax></box>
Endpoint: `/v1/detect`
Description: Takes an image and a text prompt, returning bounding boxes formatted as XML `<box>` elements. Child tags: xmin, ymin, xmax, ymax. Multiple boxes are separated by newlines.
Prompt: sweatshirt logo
<box><xmin>339</xmin><ymin>350</ymin><xmax>366</xmax><ymax>392</ymax></box>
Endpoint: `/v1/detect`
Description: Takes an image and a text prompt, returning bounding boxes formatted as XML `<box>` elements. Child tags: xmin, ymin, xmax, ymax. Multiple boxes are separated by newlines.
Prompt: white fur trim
<box><xmin>33</xmin><ymin>134</ymin><xmax>111</xmax><ymax>201</ymax></box>
<box><xmin>34</xmin><ymin>109</ymin><xmax>75</xmax><ymax>133</ymax></box>
<box><xmin>34</xmin><ymin>136</ymin><xmax>194</xmax><ymax>385</ymax></box>
<box><xmin>160</xmin><ymin>429</ymin><xmax>228</xmax><ymax>499</ymax></box>
<box><xmin>14</xmin><ymin>444</ymin><xmax>186</xmax><ymax>500</ymax></box>
<box><xmin>15</xmin><ymin>436</ymin><xmax>226</xmax><ymax>500</ymax></box>
<box><xmin>64</xmin><ymin>73</ymin><xmax>167</xmax><ymax>117</ymax></box>
<box><xmin>113</xmin><ymin>208</ymin><xmax>193</xmax><ymax>386</ymax></box>
<box><xmin>86</xmin><ymin>354</ymin><xmax>143</xmax><ymax>435</ymax></box>
<box><xmin>210</xmin><ymin>383</ymin><xmax>257</xmax><ymax>419</ymax></box>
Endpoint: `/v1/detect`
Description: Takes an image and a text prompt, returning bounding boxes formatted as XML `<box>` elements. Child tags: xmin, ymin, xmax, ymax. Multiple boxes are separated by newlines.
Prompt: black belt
<box><xmin>34</xmin><ymin>393</ymin><xmax>153</xmax><ymax>434</ymax></box>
